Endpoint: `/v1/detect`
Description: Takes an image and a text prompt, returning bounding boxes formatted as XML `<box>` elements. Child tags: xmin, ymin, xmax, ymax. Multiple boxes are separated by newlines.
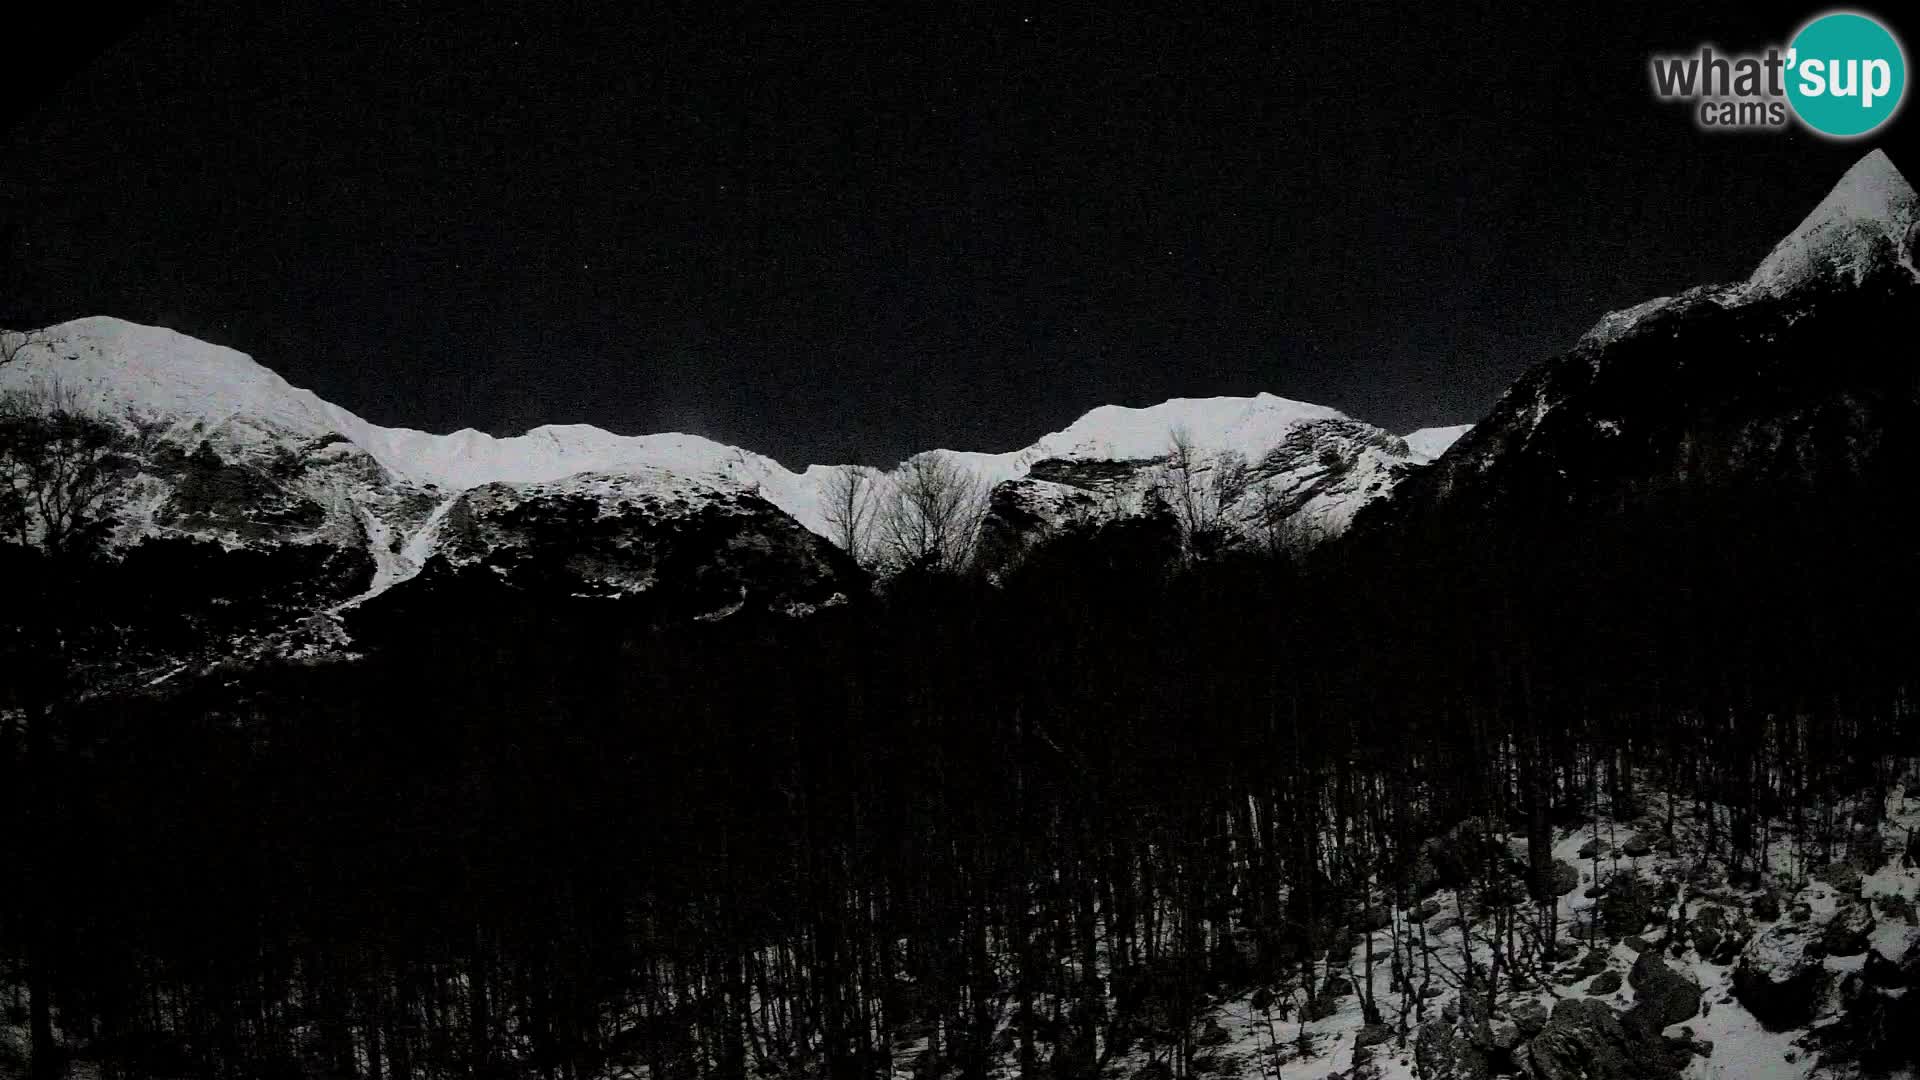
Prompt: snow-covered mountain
<box><xmin>976</xmin><ymin>408</ymin><xmax>1468</xmax><ymax>566</ymax></box>
<box><xmin>0</xmin><ymin>315</ymin><xmax>1463</xmax><ymax>657</ymax></box>
<box><xmin>0</xmin><ymin>319</ymin><xmax>859</xmax><ymax>671</ymax></box>
<box><xmin>1383</xmin><ymin>149</ymin><xmax>1920</xmax><ymax>520</ymax></box>
<box><xmin>1574</xmin><ymin>149</ymin><xmax>1917</xmax><ymax>357</ymax></box>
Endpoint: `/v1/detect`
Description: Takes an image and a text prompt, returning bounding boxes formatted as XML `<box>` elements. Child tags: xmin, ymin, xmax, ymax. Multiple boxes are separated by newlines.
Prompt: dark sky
<box><xmin>5</xmin><ymin>0</ymin><xmax>1917</xmax><ymax>468</ymax></box>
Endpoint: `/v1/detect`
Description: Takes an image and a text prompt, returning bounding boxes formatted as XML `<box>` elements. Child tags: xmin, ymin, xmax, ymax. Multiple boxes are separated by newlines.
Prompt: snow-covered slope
<box><xmin>1749</xmin><ymin>148</ymin><xmax>1919</xmax><ymax>297</ymax></box>
<box><xmin>1579</xmin><ymin>149</ymin><xmax>1919</xmax><ymax>353</ymax></box>
<box><xmin>1401</xmin><ymin>149</ymin><xmax>1920</xmax><ymax>515</ymax></box>
<box><xmin>1402</xmin><ymin>424</ymin><xmax>1472</xmax><ymax>462</ymax></box>
<box><xmin>1111</xmin><ymin>773</ymin><xmax>1920</xmax><ymax>1080</ymax></box>
<box><xmin>1</xmin><ymin>318</ymin><xmax>1459</xmax><ymax>584</ymax></box>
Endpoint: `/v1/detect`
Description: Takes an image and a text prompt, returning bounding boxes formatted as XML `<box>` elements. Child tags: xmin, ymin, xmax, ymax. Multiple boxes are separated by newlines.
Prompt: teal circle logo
<box><xmin>1786</xmin><ymin>12</ymin><xmax>1907</xmax><ymax>137</ymax></box>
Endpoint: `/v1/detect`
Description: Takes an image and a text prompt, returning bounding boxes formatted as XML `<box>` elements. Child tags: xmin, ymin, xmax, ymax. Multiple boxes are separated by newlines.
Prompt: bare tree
<box><xmin>1251</xmin><ymin>481</ymin><xmax>1292</xmax><ymax>555</ymax></box>
<box><xmin>1250</xmin><ymin>481</ymin><xmax>1332</xmax><ymax>557</ymax></box>
<box><xmin>1158</xmin><ymin>427</ymin><xmax>1250</xmax><ymax>561</ymax></box>
<box><xmin>0</xmin><ymin>377</ymin><xmax>129</xmax><ymax>558</ymax></box>
<box><xmin>878</xmin><ymin>454</ymin><xmax>988</xmax><ymax>573</ymax></box>
<box><xmin>820</xmin><ymin>465</ymin><xmax>879</xmax><ymax>565</ymax></box>
<box><xmin>0</xmin><ymin>374</ymin><xmax>130</xmax><ymax>1080</ymax></box>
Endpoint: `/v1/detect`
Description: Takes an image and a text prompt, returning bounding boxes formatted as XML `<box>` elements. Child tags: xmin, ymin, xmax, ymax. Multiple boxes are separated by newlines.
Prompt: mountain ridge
<box><xmin>1</xmin><ymin>315</ymin><xmax>1464</xmax><ymax>571</ymax></box>
<box><xmin>1376</xmin><ymin>148</ymin><xmax>1920</xmax><ymax>530</ymax></box>
<box><xmin>5</xmin><ymin>315</ymin><xmax>1467</xmax><ymax>485</ymax></box>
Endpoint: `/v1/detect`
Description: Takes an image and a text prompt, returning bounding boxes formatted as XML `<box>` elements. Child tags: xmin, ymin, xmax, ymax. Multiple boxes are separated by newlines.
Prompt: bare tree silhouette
<box><xmin>878</xmin><ymin>454</ymin><xmax>988</xmax><ymax>573</ymax></box>
<box><xmin>821</xmin><ymin>465</ymin><xmax>880</xmax><ymax>566</ymax></box>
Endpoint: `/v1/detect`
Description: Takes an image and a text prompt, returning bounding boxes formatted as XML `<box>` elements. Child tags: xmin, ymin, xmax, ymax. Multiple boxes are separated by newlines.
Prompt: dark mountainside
<box><xmin>5</xmin><ymin>157</ymin><xmax>1920</xmax><ymax>1080</ymax></box>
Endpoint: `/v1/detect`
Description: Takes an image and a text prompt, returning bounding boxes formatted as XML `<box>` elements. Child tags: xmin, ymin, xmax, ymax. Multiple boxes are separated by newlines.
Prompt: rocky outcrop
<box><xmin>1731</xmin><ymin>899</ymin><xmax>1841</xmax><ymax>1031</ymax></box>
<box><xmin>1510</xmin><ymin>943</ymin><xmax>1701</xmax><ymax>1079</ymax></box>
<box><xmin>974</xmin><ymin>414</ymin><xmax>1455</xmax><ymax>570</ymax></box>
<box><xmin>429</xmin><ymin>472</ymin><xmax>858</xmax><ymax>617</ymax></box>
<box><xmin>1683</xmin><ymin>903</ymin><xmax>1749</xmax><ymax>965</ymax></box>
<box><xmin>1725</xmin><ymin>870</ymin><xmax>1920</xmax><ymax>1073</ymax></box>
<box><xmin>1516</xmin><ymin>998</ymin><xmax>1680</xmax><ymax>1080</ymax></box>
<box><xmin>1371</xmin><ymin>151</ymin><xmax>1920</xmax><ymax>540</ymax></box>
<box><xmin>1624</xmin><ymin>952</ymin><xmax>1700</xmax><ymax>1032</ymax></box>
<box><xmin>1414</xmin><ymin>1016</ymin><xmax>1490</xmax><ymax>1080</ymax></box>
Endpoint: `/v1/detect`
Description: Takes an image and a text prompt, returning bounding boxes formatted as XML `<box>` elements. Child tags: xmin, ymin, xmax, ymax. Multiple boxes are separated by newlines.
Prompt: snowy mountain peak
<box><xmin>6</xmin><ymin>316</ymin><xmax>344</xmax><ymax>448</ymax></box>
<box><xmin>1034</xmin><ymin>393</ymin><xmax>1350</xmax><ymax>462</ymax></box>
<box><xmin>1578</xmin><ymin>152</ymin><xmax>1919</xmax><ymax>351</ymax></box>
<box><xmin>4</xmin><ymin>315</ymin><xmax>1466</xmax><ymax>611</ymax></box>
<box><xmin>1749</xmin><ymin>148</ymin><xmax>1918</xmax><ymax>294</ymax></box>
<box><xmin>1402</xmin><ymin>424</ymin><xmax>1473</xmax><ymax>462</ymax></box>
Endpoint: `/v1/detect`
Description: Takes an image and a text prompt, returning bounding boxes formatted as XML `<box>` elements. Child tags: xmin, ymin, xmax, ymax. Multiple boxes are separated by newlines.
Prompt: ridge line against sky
<box><xmin>5</xmin><ymin>0</ymin><xmax>1917</xmax><ymax>467</ymax></box>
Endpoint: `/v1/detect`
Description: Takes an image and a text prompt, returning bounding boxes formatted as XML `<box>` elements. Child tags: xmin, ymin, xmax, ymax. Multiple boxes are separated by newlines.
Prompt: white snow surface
<box><xmin>1402</xmin><ymin>424</ymin><xmax>1473</xmax><ymax>462</ymax></box>
<box><xmin>1</xmin><ymin>317</ymin><xmax>1454</xmax><ymax>545</ymax></box>
<box><xmin>1749</xmin><ymin>148</ymin><xmax>1919</xmax><ymax>296</ymax></box>
<box><xmin>1578</xmin><ymin>150</ymin><xmax>1919</xmax><ymax>351</ymax></box>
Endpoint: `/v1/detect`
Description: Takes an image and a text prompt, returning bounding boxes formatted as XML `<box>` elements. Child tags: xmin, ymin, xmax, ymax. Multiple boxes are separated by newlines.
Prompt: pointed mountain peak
<box><xmin>1749</xmin><ymin>149</ymin><xmax>1919</xmax><ymax>294</ymax></box>
<box><xmin>1842</xmin><ymin>146</ymin><xmax>1908</xmax><ymax>186</ymax></box>
<box><xmin>1794</xmin><ymin>149</ymin><xmax>1915</xmax><ymax>228</ymax></box>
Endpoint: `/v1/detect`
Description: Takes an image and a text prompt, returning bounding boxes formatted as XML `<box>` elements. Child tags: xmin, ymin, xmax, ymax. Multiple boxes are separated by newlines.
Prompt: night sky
<box><xmin>5</xmin><ymin>0</ymin><xmax>1918</xmax><ymax>468</ymax></box>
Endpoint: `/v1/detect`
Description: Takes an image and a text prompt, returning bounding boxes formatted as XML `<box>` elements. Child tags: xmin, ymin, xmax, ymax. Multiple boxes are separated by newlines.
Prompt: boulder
<box><xmin>1513</xmin><ymin>997</ymin><xmax>1550</xmax><ymax>1037</ymax></box>
<box><xmin>1811</xmin><ymin>966</ymin><xmax>1920</xmax><ymax>1073</ymax></box>
<box><xmin>1563</xmin><ymin>949</ymin><xmax>1609</xmax><ymax>983</ymax></box>
<box><xmin>1588</xmin><ymin>970</ymin><xmax>1623</xmax><ymax>995</ymax></box>
<box><xmin>1551</xmin><ymin>860</ymin><xmax>1581</xmax><ymax>897</ymax></box>
<box><xmin>1817</xmin><ymin>902</ymin><xmax>1875</xmax><ymax>957</ymax></box>
<box><xmin>1688</xmin><ymin>904</ymin><xmax>1747</xmax><ymax>965</ymax></box>
<box><xmin>1870</xmin><ymin>924</ymin><xmax>1920</xmax><ymax>980</ymax></box>
<box><xmin>1668</xmin><ymin>1026</ymin><xmax>1713</xmax><ymax>1059</ymax></box>
<box><xmin>1625</xmin><ymin>952</ymin><xmax>1701</xmax><ymax>1031</ymax></box>
<box><xmin>1516</xmin><ymin>998</ymin><xmax>1681</xmax><ymax>1080</ymax></box>
<box><xmin>1731</xmin><ymin>917</ymin><xmax>1830</xmax><ymax>1031</ymax></box>
<box><xmin>1414</xmin><ymin>1018</ymin><xmax>1489</xmax><ymax>1080</ymax></box>
<box><xmin>1599</xmin><ymin>875</ymin><xmax>1655</xmax><ymax>938</ymax></box>
<box><xmin>1354</xmin><ymin>1023</ymin><xmax>1393</xmax><ymax>1050</ymax></box>
<box><xmin>1489</xmin><ymin>1019</ymin><xmax>1523</xmax><ymax>1052</ymax></box>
